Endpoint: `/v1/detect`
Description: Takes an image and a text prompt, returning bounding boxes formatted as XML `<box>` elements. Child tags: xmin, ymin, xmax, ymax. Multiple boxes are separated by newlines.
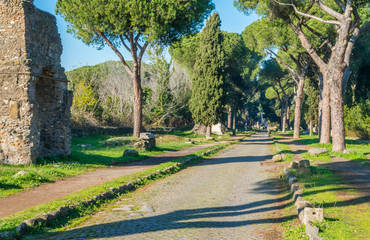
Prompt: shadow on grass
<box><xmin>0</xmin><ymin>183</ymin><xmax>22</xmax><ymax>190</ymax></box>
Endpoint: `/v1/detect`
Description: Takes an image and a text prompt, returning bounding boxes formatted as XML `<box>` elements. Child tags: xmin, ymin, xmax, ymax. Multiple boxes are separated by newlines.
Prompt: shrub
<box><xmin>344</xmin><ymin>100</ymin><xmax>370</xmax><ymax>139</ymax></box>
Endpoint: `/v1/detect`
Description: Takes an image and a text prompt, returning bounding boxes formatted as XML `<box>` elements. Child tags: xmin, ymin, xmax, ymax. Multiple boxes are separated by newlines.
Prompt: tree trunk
<box><xmin>206</xmin><ymin>125</ymin><xmax>211</xmax><ymax>138</ymax></box>
<box><xmin>327</xmin><ymin>66</ymin><xmax>346</xmax><ymax>152</ymax></box>
<box><xmin>320</xmin><ymin>74</ymin><xmax>331</xmax><ymax>144</ymax></box>
<box><xmin>227</xmin><ymin>106</ymin><xmax>232</xmax><ymax>129</ymax></box>
<box><xmin>281</xmin><ymin>99</ymin><xmax>287</xmax><ymax>133</ymax></box>
<box><xmin>282</xmin><ymin>113</ymin><xmax>287</xmax><ymax>133</ymax></box>
<box><xmin>232</xmin><ymin>110</ymin><xmax>236</xmax><ymax>130</ymax></box>
<box><xmin>286</xmin><ymin>104</ymin><xmax>290</xmax><ymax>130</ymax></box>
<box><xmin>309</xmin><ymin>120</ymin><xmax>313</xmax><ymax>136</ymax></box>
<box><xmin>133</xmin><ymin>67</ymin><xmax>143</xmax><ymax>138</ymax></box>
<box><xmin>293</xmin><ymin>78</ymin><xmax>305</xmax><ymax>139</ymax></box>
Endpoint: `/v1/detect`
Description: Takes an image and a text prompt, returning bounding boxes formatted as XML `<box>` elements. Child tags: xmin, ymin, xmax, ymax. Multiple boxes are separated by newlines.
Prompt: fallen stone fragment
<box><xmin>305</xmin><ymin>221</ymin><xmax>322</xmax><ymax>240</ymax></box>
<box><xmin>13</xmin><ymin>170</ymin><xmax>28</xmax><ymax>178</ymax></box>
<box><xmin>291</xmin><ymin>182</ymin><xmax>301</xmax><ymax>192</ymax></box>
<box><xmin>343</xmin><ymin>149</ymin><xmax>355</xmax><ymax>154</ymax></box>
<box><xmin>299</xmin><ymin>160</ymin><xmax>310</xmax><ymax>168</ymax></box>
<box><xmin>288</xmin><ymin>176</ymin><xmax>297</xmax><ymax>186</ymax></box>
<box><xmin>303</xmin><ymin>208</ymin><xmax>324</xmax><ymax>225</ymax></box>
<box><xmin>272</xmin><ymin>154</ymin><xmax>283</xmax><ymax>162</ymax></box>
<box><xmin>290</xmin><ymin>161</ymin><xmax>300</xmax><ymax>169</ymax></box>
<box><xmin>308</xmin><ymin>147</ymin><xmax>328</xmax><ymax>156</ymax></box>
<box><xmin>123</xmin><ymin>149</ymin><xmax>139</xmax><ymax>157</ymax></box>
<box><xmin>293</xmin><ymin>189</ymin><xmax>303</xmax><ymax>201</ymax></box>
<box><xmin>57</xmin><ymin>206</ymin><xmax>70</xmax><ymax>217</ymax></box>
<box><xmin>23</xmin><ymin>217</ymin><xmax>45</xmax><ymax>227</ymax></box>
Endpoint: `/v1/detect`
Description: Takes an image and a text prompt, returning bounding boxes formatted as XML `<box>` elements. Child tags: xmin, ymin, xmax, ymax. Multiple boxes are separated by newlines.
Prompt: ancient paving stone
<box><xmin>0</xmin><ymin>0</ymin><xmax>72</xmax><ymax>165</ymax></box>
<box><xmin>46</xmin><ymin>133</ymin><xmax>283</xmax><ymax>240</ymax></box>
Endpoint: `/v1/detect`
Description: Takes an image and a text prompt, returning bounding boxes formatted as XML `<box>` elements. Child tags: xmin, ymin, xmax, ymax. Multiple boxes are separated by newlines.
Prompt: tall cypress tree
<box><xmin>189</xmin><ymin>12</ymin><xmax>225</xmax><ymax>138</ymax></box>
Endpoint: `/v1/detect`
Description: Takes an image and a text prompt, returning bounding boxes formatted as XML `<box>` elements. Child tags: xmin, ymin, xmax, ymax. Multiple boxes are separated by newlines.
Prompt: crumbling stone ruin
<box><xmin>0</xmin><ymin>0</ymin><xmax>72</xmax><ymax>165</ymax></box>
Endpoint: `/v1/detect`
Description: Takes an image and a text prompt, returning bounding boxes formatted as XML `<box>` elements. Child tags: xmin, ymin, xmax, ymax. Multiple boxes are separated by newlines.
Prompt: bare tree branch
<box><xmin>267</xmin><ymin>49</ymin><xmax>300</xmax><ymax>85</ymax></box>
<box><xmin>344</xmin><ymin>0</ymin><xmax>353</xmax><ymax>19</ymax></box>
<box><xmin>302</xmin><ymin>23</ymin><xmax>334</xmax><ymax>50</ymax></box>
<box><xmin>274</xmin><ymin>0</ymin><xmax>341</xmax><ymax>25</ymax></box>
<box><xmin>316</xmin><ymin>0</ymin><xmax>343</xmax><ymax>20</ymax></box>
<box><xmin>95</xmin><ymin>28</ymin><xmax>133</xmax><ymax>76</ymax></box>
<box><xmin>119</xmin><ymin>35</ymin><xmax>131</xmax><ymax>52</ymax></box>
<box><xmin>344</xmin><ymin>21</ymin><xmax>370</xmax><ymax>65</ymax></box>
<box><xmin>287</xmin><ymin>22</ymin><xmax>327</xmax><ymax>71</ymax></box>
<box><xmin>138</xmin><ymin>41</ymin><xmax>149</xmax><ymax>65</ymax></box>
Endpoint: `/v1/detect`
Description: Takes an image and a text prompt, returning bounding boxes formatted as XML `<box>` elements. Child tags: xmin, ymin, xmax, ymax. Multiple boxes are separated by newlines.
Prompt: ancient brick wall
<box><xmin>0</xmin><ymin>0</ymin><xmax>72</xmax><ymax>164</ymax></box>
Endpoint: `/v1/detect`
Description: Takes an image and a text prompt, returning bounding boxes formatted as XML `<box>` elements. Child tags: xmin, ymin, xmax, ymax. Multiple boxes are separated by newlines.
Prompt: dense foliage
<box><xmin>189</xmin><ymin>12</ymin><xmax>225</xmax><ymax>132</ymax></box>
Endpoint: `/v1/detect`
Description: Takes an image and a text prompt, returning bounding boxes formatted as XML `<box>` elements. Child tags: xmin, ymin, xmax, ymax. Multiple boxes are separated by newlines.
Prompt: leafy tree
<box><xmin>235</xmin><ymin>0</ymin><xmax>370</xmax><ymax>151</ymax></box>
<box><xmin>57</xmin><ymin>0</ymin><xmax>214</xmax><ymax>137</ymax></box>
<box><xmin>260</xmin><ymin>60</ymin><xmax>294</xmax><ymax>132</ymax></box>
<box><xmin>243</xmin><ymin>18</ymin><xmax>312</xmax><ymax>139</ymax></box>
<box><xmin>222</xmin><ymin>32</ymin><xmax>262</xmax><ymax>130</ymax></box>
<box><xmin>189</xmin><ymin>12</ymin><xmax>225</xmax><ymax>138</ymax></box>
<box><xmin>169</xmin><ymin>34</ymin><xmax>200</xmax><ymax>76</ymax></box>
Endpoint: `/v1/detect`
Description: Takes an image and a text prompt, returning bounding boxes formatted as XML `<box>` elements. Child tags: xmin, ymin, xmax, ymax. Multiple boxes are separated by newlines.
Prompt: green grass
<box><xmin>295</xmin><ymin>135</ymin><xmax>370</xmax><ymax>165</ymax></box>
<box><xmin>0</xmin><ymin>164</ymin><xmax>90</xmax><ymax>198</ymax></box>
<box><xmin>0</xmin><ymin>137</ymin><xmax>247</xmax><ymax>238</ymax></box>
<box><xmin>272</xmin><ymin>135</ymin><xmax>294</xmax><ymax>163</ymax></box>
<box><xmin>0</xmin><ymin>130</ymin><xmax>232</xmax><ymax>198</ymax></box>
<box><xmin>281</xmin><ymin>166</ymin><xmax>370</xmax><ymax>240</ymax></box>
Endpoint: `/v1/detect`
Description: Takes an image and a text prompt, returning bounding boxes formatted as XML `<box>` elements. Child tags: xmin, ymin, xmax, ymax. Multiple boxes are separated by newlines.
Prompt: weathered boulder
<box><xmin>303</xmin><ymin>207</ymin><xmax>324</xmax><ymax>225</ymax></box>
<box><xmin>305</xmin><ymin>222</ymin><xmax>322</xmax><ymax>240</ymax></box>
<box><xmin>293</xmin><ymin>189</ymin><xmax>303</xmax><ymax>201</ymax></box>
<box><xmin>343</xmin><ymin>149</ymin><xmax>355</xmax><ymax>154</ymax></box>
<box><xmin>296</xmin><ymin>200</ymin><xmax>312</xmax><ymax>210</ymax></box>
<box><xmin>272</xmin><ymin>154</ymin><xmax>283</xmax><ymax>162</ymax></box>
<box><xmin>123</xmin><ymin>149</ymin><xmax>139</xmax><ymax>157</ymax></box>
<box><xmin>13</xmin><ymin>170</ymin><xmax>28</xmax><ymax>178</ymax></box>
<box><xmin>134</xmin><ymin>133</ymin><xmax>156</xmax><ymax>150</ymax></box>
<box><xmin>297</xmin><ymin>168</ymin><xmax>311</xmax><ymax>176</ymax></box>
<box><xmin>299</xmin><ymin>160</ymin><xmax>310</xmax><ymax>168</ymax></box>
<box><xmin>308</xmin><ymin>147</ymin><xmax>328</xmax><ymax>156</ymax></box>
<box><xmin>57</xmin><ymin>206</ymin><xmax>70</xmax><ymax>218</ymax></box>
<box><xmin>16</xmin><ymin>222</ymin><xmax>30</xmax><ymax>236</ymax></box>
<box><xmin>288</xmin><ymin>176</ymin><xmax>297</xmax><ymax>186</ymax></box>
<box><xmin>291</xmin><ymin>182</ymin><xmax>301</xmax><ymax>192</ymax></box>
<box><xmin>24</xmin><ymin>217</ymin><xmax>45</xmax><ymax>227</ymax></box>
<box><xmin>290</xmin><ymin>161</ymin><xmax>300</xmax><ymax>169</ymax></box>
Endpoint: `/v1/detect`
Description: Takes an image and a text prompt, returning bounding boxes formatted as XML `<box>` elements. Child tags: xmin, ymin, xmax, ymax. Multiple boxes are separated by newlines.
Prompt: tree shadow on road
<box><xmin>46</xmin><ymin>197</ymin><xmax>295</xmax><ymax>239</ymax></box>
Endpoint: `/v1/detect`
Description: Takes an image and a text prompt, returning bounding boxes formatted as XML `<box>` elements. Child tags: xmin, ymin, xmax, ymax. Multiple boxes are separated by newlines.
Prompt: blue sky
<box><xmin>34</xmin><ymin>0</ymin><xmax>259</xmax><ymax>71</ymax></box>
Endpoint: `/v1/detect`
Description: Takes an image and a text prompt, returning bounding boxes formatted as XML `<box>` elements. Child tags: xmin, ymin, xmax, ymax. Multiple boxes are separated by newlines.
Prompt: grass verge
<box><xmin>281</xmin><ymin>166</ymin><xmax>369</xmax><ymax>240</ymax></box>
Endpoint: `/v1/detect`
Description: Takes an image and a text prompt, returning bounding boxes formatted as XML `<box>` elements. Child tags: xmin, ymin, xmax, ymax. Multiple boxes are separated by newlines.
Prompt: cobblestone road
<box><xmin>47</xmin><ymin>132</ymin><xmax>284</xmax><ymax>240</ymax></box>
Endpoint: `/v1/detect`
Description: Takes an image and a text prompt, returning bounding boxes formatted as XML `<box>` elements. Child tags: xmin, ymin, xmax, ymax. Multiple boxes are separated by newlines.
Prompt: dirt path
<box><xmin>45</xmin><ymin>132</ymin><xmax>286</xmax><ymax>240</ymax></box>
<box><xmin>0</xmin><ymin>136</ymin><xmax>243</xmax><ymax>219</ymax></box>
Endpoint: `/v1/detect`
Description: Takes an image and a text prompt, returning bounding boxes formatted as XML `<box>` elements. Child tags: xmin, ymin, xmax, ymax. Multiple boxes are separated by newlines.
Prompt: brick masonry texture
<box><xmin>0</xmin><ymin>0</ymin><xmax>72</xmax><ymax>164</ymax></box>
